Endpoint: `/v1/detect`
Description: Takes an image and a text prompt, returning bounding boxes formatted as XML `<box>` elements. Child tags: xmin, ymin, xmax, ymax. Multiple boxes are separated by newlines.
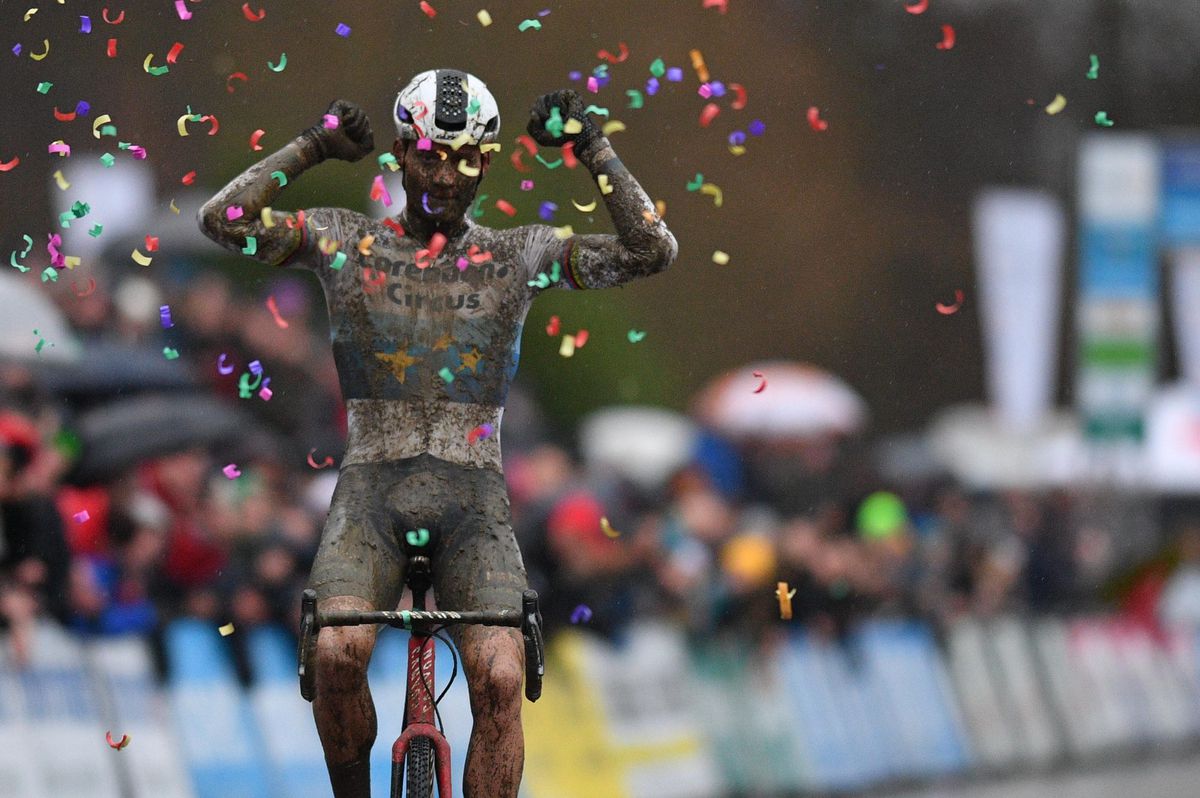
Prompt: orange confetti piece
<box><xmin>241</xmin><ymin>3</ymin><xmax>266</xmax><ymax>22</ymax></box>
<box><xmin>936</xmin><ymin>289</ymin><xmax>964</xmax><ymax>315</ymax></box>
<box><xmin>777</xmin><ymin>581</ymin><xmax>796</xmax><ymax>620</ymax></box>
<box><xmin>935</xmin><ymin>24</ymin><xmax>955</xmax><ymax>50</ymax></box>
<box><xmin>689</xmin><ymin>48</ymin><xmax>710</xmax><ymax>83</ymax></box>
<box><xmin>600</xmin><ymin>516</ymin><xmax>621</xmax><ymax>538</ymax></box>
<box><xmin>807</xmin><ymin>106</ymin><xmax>828</xmax><ymax>132</ymax></box>
<box><xmin>266</xmin><ymin>295</ymin><xmax>289</xmax><ymax>328</ymax></box>
<box><xmin>510</xmin><ymin>149</ymin><xmax>531</xmax><ymax>173</ymax></box>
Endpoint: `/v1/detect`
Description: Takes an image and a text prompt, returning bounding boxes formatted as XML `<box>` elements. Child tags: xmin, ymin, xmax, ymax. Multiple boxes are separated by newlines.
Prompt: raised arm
<box><xmin>197</xmin><ymin>100</ymin><xmax>374</xmax><ymax>266</ymax></box>
<box><xmin>527</xmin><ymin>90</ymin><xmax>677</xmax><ymax>289</ymax></box>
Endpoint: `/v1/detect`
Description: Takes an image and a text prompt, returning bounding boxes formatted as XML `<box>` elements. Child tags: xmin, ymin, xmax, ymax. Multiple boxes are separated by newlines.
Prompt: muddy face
<box><xmin>394</xmin><ymin>139</ymin><xmax>490</xmax><ymax>234</ymax></box>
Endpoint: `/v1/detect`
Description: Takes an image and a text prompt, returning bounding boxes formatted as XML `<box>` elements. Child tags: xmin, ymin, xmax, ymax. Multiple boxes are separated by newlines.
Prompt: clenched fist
<box><xmin>305</xmin><ymin>99</ymin><xmax>374</xmax><ymax>162</ymax></box>
<box><xmin>526</xmin><ymin>90</ymin><xmax>601</xmax><ymax>152</ymax></box>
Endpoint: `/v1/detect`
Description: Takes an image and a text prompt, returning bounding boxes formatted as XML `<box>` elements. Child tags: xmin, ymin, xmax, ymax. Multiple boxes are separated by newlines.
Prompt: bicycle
<box><xmin>296</xmin><ymin>535</ymin><xmax>545</xmax><ymax>797</ymax></box>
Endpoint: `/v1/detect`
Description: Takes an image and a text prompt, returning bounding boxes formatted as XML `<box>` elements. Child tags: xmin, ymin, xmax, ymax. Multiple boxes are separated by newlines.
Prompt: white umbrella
<box><xmin>0</xmin><ymin>271</ymin><xmax>80</xmax><ymax>364</ymax></box>
<box><xmin>692</xmin><ymin>361</ymin><xmax>868</xmax><ymax>440</ymax></box>
<box><xmin>578</xmin><ymin>406</ymin><xmax>698</xmax><ymax>490</ymax></box>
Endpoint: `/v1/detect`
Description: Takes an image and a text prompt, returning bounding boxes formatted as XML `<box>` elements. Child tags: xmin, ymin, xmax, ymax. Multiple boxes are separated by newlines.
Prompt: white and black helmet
<box><xmin>393</xmin><ymin>69</ymin><xmax>500</xmax><ymax>146</ymax></box>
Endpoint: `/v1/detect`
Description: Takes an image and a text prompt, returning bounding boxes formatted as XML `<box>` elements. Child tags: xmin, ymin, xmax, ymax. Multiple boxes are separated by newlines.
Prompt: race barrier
<box><xmin>3</xmin><ymin>614</ymin><xmax>1200</xmax><ymax>797</ymax></box>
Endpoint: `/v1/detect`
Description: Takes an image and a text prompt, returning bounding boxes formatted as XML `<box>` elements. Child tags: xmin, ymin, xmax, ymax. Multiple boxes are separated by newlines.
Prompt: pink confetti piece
<box><xmin>322</xmin><ymin>114</ymin><xmax>339</xmax><ymax>130</ymax></box>
<box><xmin>416</xmin><ymin>137</ymin><xmax>432</xmax><ymax>151</ymax></box>
<box><xmin>174</xmin><ymin>0</ymin><xmax>192</xmax><ymax>20</ymax></box>
<box><xmin>222</xmin><ymin>464</ymin><xmax>241</xmax><ymax>479</ymax></box>
<box><xmin>369</xmin><ymin>174</ymin><xmax>392</xmax><ymax>207</ymax></box>
<box><xmin>225</xmin><ymin>205</ymin><xmax>244</xmax><ymax>221</ymax></box>
<box><xmin>47</xmin><ymin>142</ymin><xmax>71</xmax><ymax>156</ymax></box>
<box><xmin>73</xmin><ymin>510</ymin><xmax>90</xmax><ymax>523</ymax></box>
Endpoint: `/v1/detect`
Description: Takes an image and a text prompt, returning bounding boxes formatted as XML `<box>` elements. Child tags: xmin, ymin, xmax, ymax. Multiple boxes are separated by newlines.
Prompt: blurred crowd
<box><xmin>2</xmin><ymin>265</ymin><xmax>1199</xmax><ymax>674</ymax></box>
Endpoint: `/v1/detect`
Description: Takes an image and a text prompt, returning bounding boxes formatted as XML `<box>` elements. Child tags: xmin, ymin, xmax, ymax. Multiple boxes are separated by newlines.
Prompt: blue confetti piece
<box><xmin>335</xmin><ymin>22</ymin><xmax>351</xmax><ymax>37</ymax></box>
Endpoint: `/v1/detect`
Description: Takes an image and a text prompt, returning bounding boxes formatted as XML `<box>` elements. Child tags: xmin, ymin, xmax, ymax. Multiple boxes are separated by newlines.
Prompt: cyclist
<box><xmin>198</xmin><ymin>69</ymin><xmax>677</xmax><ymax>797</ymax></box>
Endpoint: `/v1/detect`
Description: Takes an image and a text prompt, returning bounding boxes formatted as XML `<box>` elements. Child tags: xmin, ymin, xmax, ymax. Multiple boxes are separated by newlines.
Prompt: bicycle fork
<box><xmin>393</xmin><ymin>632</ymin><xmax>453</xmax><ymax>796</ymax></box>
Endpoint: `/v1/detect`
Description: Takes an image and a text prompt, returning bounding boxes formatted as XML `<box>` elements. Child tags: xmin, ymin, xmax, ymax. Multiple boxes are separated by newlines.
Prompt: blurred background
<box><xmin>5</xmin><ymin>0</ymin><xmax>1200</xmax><ymax>796</ymax></box>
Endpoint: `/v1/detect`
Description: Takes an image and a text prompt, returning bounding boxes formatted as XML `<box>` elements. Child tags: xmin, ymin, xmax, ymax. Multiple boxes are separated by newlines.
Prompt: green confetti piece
<box><xmin>545</xmin><ymin>106</ymin><xmax>564</xmax><ymax>138</ymax></box>
<box><xmin>472</xmin><ymin>193</ymin><xmax>488</xmax><ymax>218</ymax></box>
<box><xmin>10</xmin><ymin>252</ymin><xmax>29</xmax><ymax>273</ymax></box>
<box><xmin>1087</xmin><ymin>54</ymin><xmax>1099</xmax><ymax>80</ymax></box>
<box><xmin>583</xmin><ymin>105</ymin><xmax>610</xmax><ymax>118</ymax></box>
<box><xmin>535</xmin><ymin>154</ymin><xmax>563</xmax><ymax>169</ymax></box>
<box><xmin>518</xmin><ymin>18</ymin><xmax>542</xmax><ymax>31</ymax></box>
<box><xmin>71</xmin><ymin>201</ymin><xmax>90</xmax><ymax>218</ymax></box>
<box><xmin>20</xmin><ymin>235</ymin><xmax>33</xmax><ymax>257</ymax></box>
<box><xmin>41</xmin><ymin>267</ymin><xmax>58</xmax><ymax>283</ymax></box>
<box><xmin>162</xmin><ymin>347</ymin><xmax>180</xmax><ymax>360</ymax></box>
<box><xmin>649</xmin><ymin>58</ymin><xmax>665</xmax><ymax>78</ymax></box>
<box><xmin>88</xmin><ymin>224</ymin><xmax>104</xmax><ymax>237</ymax></box>
<box><xmin>627</xmin><ymin>329</ymin><xmax>646</xmax><ymax>343</ymax></box>
<box><xmin>377</xmin><ymin>153</ymin><xmax>398</xmax><ymax>171</ymax></box>
<box><xmin>34</xmin><ymin>331</ymin><xmax>48</xmax><ymax>353</ymax></box>
<box><xmin>270</xmin><ymin>170</ymin><xmax>287</xmax><ymax>186</ymax></box>
<box><xmin>267</xmin><ymin>53</ymin><xmax>287</xmax><ymax>72</ymax></box>
<box><xmin>1094</xmin><ymin>111</ymin><xmax>1115</xmax><ymax>127</ymax></box>
<box><xmin>36</xmin><ymin>81</ymin><xmax>52</xmax><ymax>94</ymax></box>
<box><xmin>467</xmin><ymin>97</ymin><xmax>480</xmax><ymax>114</ymax></box>
<box><xmin>146</xmin><ymin>64</ymin><xmax>169</xmax><ymax>77</ymax></box>
<box><xmin>686</xmin><ymin>173</ymin><xmax>704</xmax><ymax>191</ymax></box>
<box><xmin>438</xmin><ymin>366</ymin><xmax>455</xmax><ymax>383</ymax></box>
<box><xmin>58</xmin><ymin>211</ymin><xmax>74</xmax><ymax>228</ymax></box>
<box><xmin>626</xmin><ymin>90</ymin><xmax>644</xmax><ymax>110</ymax></box>
<box><xmin>99</xmin><ymin>153</ymin><xmax>115</xmax><ymax>167</ymax></box>
<box><xmin>526</xmin><ymin>273</ymin><xmax>551</xmax><ymax>288</ymax></box>
<box><xmin>242</xmin><ymin>236</ymin><xmax>257</xmax><ymax>255</ymax></box>
<box><xmin>549</xmin><ymin>261</ymin><xmax>561</xmax><ymax>281</ymax></box>
<box><xmin>99</xmin><ymin>124</ymin><xmax>117</xmax><ymax>137</ymax></box>
<box><xmin>405</xmin><ymin>528</ymin><xmax>430</xmax><ymax>547</ymax></box>
<box><xmin>329</xmin><ymin>251</ymin><xmax>347</xmax><ymax>270</ymax></box>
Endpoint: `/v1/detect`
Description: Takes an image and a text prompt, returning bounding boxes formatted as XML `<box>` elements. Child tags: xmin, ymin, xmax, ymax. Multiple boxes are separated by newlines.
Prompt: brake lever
<box><xmin>521</xmin><ymin>589</ymin><xmax>544</xmax><ymax>702</ymax></box>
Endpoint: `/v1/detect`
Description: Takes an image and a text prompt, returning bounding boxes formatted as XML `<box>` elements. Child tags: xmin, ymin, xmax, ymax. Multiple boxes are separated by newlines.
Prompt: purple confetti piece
<box><xmin>217</xmin><ymin>353</ymin><xmax>235</xmax><ymax>375</ymax></box>
<box><xmin>666</xmin><ymin>67</ymin><xmax>683</xmax><ymax>82</ymax></box>
<box><xmin>568</xmin><ymin>70</ymin><xmax>582</xmax><ymax>81</ymax></box>
<box><xmin>75</xmin><ymin>100</ymin><xmax>90</xmax><ymax>116</ymax></box>
<box><xmin>645</xmin><ymin>77</ymin><xmax>660</xmax><ymax>96</ymax></box>
<box><xmin>748</xmin><ymin>119</ymin><xmax>766</xmax><ymax>136</ymax></box>
<box><xmin>335</xmin><ymin>22</ymin><xmax>350</xmax><ymax>37</ymax></box>
<box><xmin>72</xmin><ymin>510</ymin><xmax>90</xmax><ymax>523</ymax></box>
<box><xmin>537</xmin><ymin>8</ymin><xmax>551</xmax><ymax>16</ymax></box>
<box><xmin>12</xmin><ymin>44</ymin><xmax>22</xmax><ymax>57</ymax></box>
<box><xmin>728</xmin><ymin>130</ymin><xmax>746</xmax><ymax>146</ymax></box>
<box><xmin>127</xmin><ymin>145</ymin><xmax>147</xmax><ymax>160</ymax></box>
<box><xmin>160</xmin><ymin>304</ymin><xmax>173</xmax><ymax>328</ymax></box>
<box><xmin>248</xmin><ymin>359</ymin><xmax>263</xmax><ymax>375</ymax></box>
<box><xmin>80</xmin><ymin>16</ymin><xmax>92</xmax><ymax>33</ymax></box>
<box><xmin>710</xmin><ymin>81</ymin><xmax>726</xmax><ymax>97</ymax></box>
<box><xmin>698</xmin><ymin>84</ymin><xmax>713</xmax><ymax>99</ymax></box>
<box><xmin>538</xmin><ymin>201</ymin><xmax>557</xmax><ymax>221</ymax></box>
<box><xmin>570</xmin><ymin>605</ymin><xmax>592</xmax><ymax>624</ymax></box>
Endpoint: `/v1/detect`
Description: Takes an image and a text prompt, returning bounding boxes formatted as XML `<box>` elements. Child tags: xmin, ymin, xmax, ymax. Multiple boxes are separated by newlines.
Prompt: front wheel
<box><xmin>393</xmin><ymin>736</ymin><xmax>434</xmax><ymax>798</ymax></box>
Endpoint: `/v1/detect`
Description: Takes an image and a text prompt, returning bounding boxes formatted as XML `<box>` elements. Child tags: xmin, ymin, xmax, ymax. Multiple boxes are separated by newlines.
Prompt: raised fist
<box><xmin>526</xmin><ymin>90</ymin><xmax>601</xmax><ymax>151</ymax></box>
<box><xmin>307</xmin><ymin>99</ymin><xmax>374</xmax><ymax>162</ymax></box>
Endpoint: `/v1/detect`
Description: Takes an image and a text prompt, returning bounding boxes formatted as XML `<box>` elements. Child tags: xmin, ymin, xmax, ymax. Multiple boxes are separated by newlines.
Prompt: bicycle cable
<box><xmin>415</xmin><ymin>627</ymin><xmax>459</xmax><ymax>736</ymax></box>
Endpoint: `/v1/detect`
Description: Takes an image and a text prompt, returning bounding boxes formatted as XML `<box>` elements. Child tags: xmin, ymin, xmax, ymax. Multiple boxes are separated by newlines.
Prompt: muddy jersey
<box><xmin>284</xmin><ymin>210</ymin><xmax>575</xmax><ymax>471</ymax></box>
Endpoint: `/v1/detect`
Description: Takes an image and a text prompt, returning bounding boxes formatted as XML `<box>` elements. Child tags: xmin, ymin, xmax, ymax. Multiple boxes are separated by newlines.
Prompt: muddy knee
<box><xmin>468</xmin><ymin>655</ymin><xmax>524</xmax><ymax>716</ymax></box>
<box><xmin>315</xmin><ymin>626</ymin><xmax>374</xmax><ymax>695</ymax></box>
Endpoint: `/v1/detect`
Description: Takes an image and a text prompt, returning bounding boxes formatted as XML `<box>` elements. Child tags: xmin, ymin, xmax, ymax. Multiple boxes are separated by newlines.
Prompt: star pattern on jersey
<box><xmin>375</xmin><ymin>347</ymin><xmax>419</xmax><ymax>384</ymax></box>
<box><xmin>432</xmin><ymin>332</ymin><xmax>455</xmax><ymax>352</ymax></box>
<box><xmin>457</xmin><ymin>347</ymin><xmax>484</xmax><ymax>374</ymax></box>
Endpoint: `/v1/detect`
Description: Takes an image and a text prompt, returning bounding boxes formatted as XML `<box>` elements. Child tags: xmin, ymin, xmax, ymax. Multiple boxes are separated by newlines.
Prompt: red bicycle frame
<box><xmin>393</xmin><ymin>630</ymin><xmax>453</xmax><ymax>794</ymax></box>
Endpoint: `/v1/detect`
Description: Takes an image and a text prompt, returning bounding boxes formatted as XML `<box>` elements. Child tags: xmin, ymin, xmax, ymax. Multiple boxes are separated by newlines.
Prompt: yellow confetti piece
<box><xmin>712</xmin><ymin>250</ymin><xmax>730</xmax><ymax>265</ymax></box>
<box><xmin>457</xmin><ymin>159</ymin><xmax>481</xmax><ymax>176</ymax></box>
<box><xmin>558</xmin><ymin>334</ymin><xmax>576</xmax><ymax>357</ymax></box>
<box><xmin>176</xmin><ymin>114</ymin><xmax>191</xmax><ymax>136</ymax></box>
<box><xmin>260</xmin><ymin>207</ymin><xmax>274</xmax><ymax>227</ymax></box>
<box><xmin>728</xmin><ymin>144</ymin><xmax>746</xmax><ymax>156</ymax></box>
<box><xmin>218</xmin><ymin>622</ymin><xmax>235</xmax><ymax>637</ymax></box>
<box><xmin>131</xmin><ymin>249</ymin><xmax>153</xmax><ymax>266</ymax></box>
<box><xmin>600</xmin><ymin>516</ymin><xmax>621</xmax><ymax>538</ymax></box>
<box><xmin>690</xmin><ymin>48</ymin><xmax>710</xmax><ymax>83</ymax></box>
<box><xmin>357</xmin><ymin>234</ymin><xmax>375</xmax><ymax>256</ymax></box>
<box><xmin>24</xmin><ymin>8</ymin><xmax>38</xmax><ymax>22</ymax></box>
<box><xmin>601</xmin><ymin>120</ymin><xmax>626</xmax><ymax>136</ymax></box>
<box><xmin>477</xmin><ymin>9</ymin><xmax>492</xmax><ymax>26</ymax></box>
<box><xmin>655</xmin><ymin>199</ymin><xmax>667</xmax><ymax>218</ymax></box>
<box><xmin>597</xmin><ymin>174</ymin><xmax>613</xmax><ymax>195</ymax></box>
<box><xmin>563</xmin><ymin>118</ymin><xmax>583</xmax><ymax>135</ymax></box>
<box><xmin>480</xmin><ymin>142</ymin><xmax>501</xmax><ymax>153</ymax></box>
<box><xmin>776</xmin><ymin>581</ymin><xmax>797</xmax><ymax>620</ymax></box>
<box><xmin>92</xmin><ymin>114</ymin><xmax>112</xmax><ymax>139</ymax></box>
<box><xmin>63</xmin><ymin>255</ymin><xmax>80</xmax><ymax>269</ymax></box>
<box><xmin>553</xmin><ymin>224</ymin><xmax>574</xmax><ymax>239</ymax></box>
<box><xmin>30</xmin><ymin>39</ymin><xmax>50</xmax><ymax>61</ymax></box>
<box><xmin>317</xmin><ymin>236</ymin><xmax>339</xmax><ymax>255</ymax></box>
<box><xmin>700</xmin><ymin>183</ymin><xmax>723</xmax><ymax>207</ymax></box>
<box><xmin>449</xmin><ymin>131</ymin><xmax>474</xmax><ymax>151</ymax></box>
<box><xmin>52</xmin><ymin>169</ymin><xmax>69</xmax><ymax>190</ymax></box>
<box><xmin>1045</xmin><ymin>93</ymin><xmax>1067</xmax><ymax>115</ymax></box>
<box><xmin>572</xmin><ymin>198</ymin><xmax>597</xmax><ymax>212</ymax></box>
<box><xmin>169</xmin><ymin>198</ymin><xmax>180</xmax><ymax>215</ymax></box>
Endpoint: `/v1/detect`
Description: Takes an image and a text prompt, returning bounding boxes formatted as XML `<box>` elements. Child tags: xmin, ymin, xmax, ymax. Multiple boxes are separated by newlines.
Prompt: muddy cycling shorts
<box><xmin>308</xmin><ymin>453</ymin><xmax>527</xmax><ymax>613</ymax></box>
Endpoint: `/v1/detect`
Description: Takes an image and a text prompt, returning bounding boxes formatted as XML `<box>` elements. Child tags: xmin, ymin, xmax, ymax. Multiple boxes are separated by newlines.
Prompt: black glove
<box><xmin>526</xmin><ymin>90</ymin><xmax>601</xmax><ymax>153</ymax></box>
<box><xmin>302</xmin><ymin>99</ymin><xmax>374</xmax><ymax>162</ymax></box>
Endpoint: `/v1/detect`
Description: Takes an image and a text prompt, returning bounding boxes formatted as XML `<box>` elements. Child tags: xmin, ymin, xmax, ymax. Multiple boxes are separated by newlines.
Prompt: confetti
<box><xmin>106</xmin><ymin>38</ymin><xmax>117</xmax><ymax>58</ymax></box>
<box><xmin>268</xmin><ymin>53</ymin><xmax>287</xmax><ymax>72</ymax></box>
<box><xmin>904</xmin><ymin>0</ymin><xmax>928</xmax><ymax>13</ymax></box>
<box><xmin>170</xmin><ymin>199</ymin><xmax>180</xmax><ymax>214</ymax></box>
<box><xmin>105</xmin><ymin>732</ymin><xmax>131</xmax><ymax>751</ymax></box>
<box><xmin>249</xmin><ymin>129</ymin><xmax>265</xmax><ymax>151</ymax></box>
<box><xmin>752</xmin><ymin>370</ymin><xmax>767</xmax><ymax>393</ymax></box>
<box><xmin>559</xmin><ymin>334</ymin><xmax>576</xmax><ymax>357</ymax></box>
<box><xmin>102</xmin><ymin>8</ymin><xmax>125</xmax><ymax>24</ymax></box>
<box><xmin>222</xmin><ymin>464</ymin><xmax>241</xmax><ymax>479</ymax></box>
<box><xmin>92</xmin><ymin>114</ymin><xmax>112</xmax><ymax>139</ymax></box>
<box><xmin>0</xmin><ymin>157</ymin><xmax>20</xmax><ymax>172</ymax></box>
<box><xmin>322</xmin><ymin>113</ymin><xmax>339</xmax><ymax>130</ymax></box>
<box><xmin>182</xmin><ymin>170</ymin><xmax>196</xmax><ymax>184</ymax></box>
<box><xmin>495</xmin><ymin>199</ymin><xmax>517</xmax><ymax>217</ymax></box>
<box><xmin>1095</xmin><ymin>111</ymin><xmax>1115</xmax><ymax>127</ymax></box>
<box><xmin>935</xmin><ymin>24</ymin><xmax>955</xmax><ymax>50</ymax></box>
<box><xmin>572</xmin><ymin>199</ymin><xmax>597</xmax><ymax>213</ymax></box>
<box><xmin>143</xmin><ymin>53</ymin><xmax>169</xmax><ymax>76</ymax></box>
<box><xmin>242</xmin><ymin>237</ymin><xmax>257</xmax><ymax>255</ymax></box>
<box><xmin>703</xmin><ymin>0</ymin><xmax>727</xmax><ymax>12</ymax></box>
<box><xmin>700</xmin><ymin>183</ymin><xmax>723</xmax><ymax>207</ymax></box>
<box><xmin>936</xmin><ymin>289</ymin><xmax>964</xmax><ymax>315</ymax></box>
<box><xmin>227</xmin><ymin>72</ymin><xmax>248</xmax><ymax>93</ymax></box>
<box><xmin>335</xmin><ymin>22</ymin><xmax>350</xmax><ymax>37</ymax></box>
<box><xmin>477</xmin><ymin>9</ymin><xmax>492</xmax><ymax>26</ymax></box>
<box><xmin>73</xmin><ymin>510</ymin><xmax>91</xmax><ymax>523</ymax></box>
<box><xmin>162</xmin><ymin>347</ymin><xmax>179</xmax><ymax>360</ymax></box>
<box><xmin>457</xmin><ymin>159</ymin><xmax>481</xmax><ymax>177</ymax></box>
<box><xmin>330</xmin><ymin>251</ymin><xmax>347</xmax><ymax>270</ymax></box>
<box><xmin>518</xmin><ymin>18</ymin><xmax>541</xmax><ymax>31</ymax></box>
<box><xmin>601</xmin><ymin>119</ymin><xmax>626</xmax><ymax>136</ymax></box>
<box><xmin>686</xmin><ymin>173</ymin><xmax>704</xmax><ymax>192</ymax></box>
<box><xmin>307</xmin><ymin>449</ymin><xmax>335</xmax><ymax>469</ymax></box>
<box><xmin>241</xmin><ymin>3</ymin><xmax>266</xmax><ymax>22</ymax></box>
<box><xmin>627</xmin><ymin>329</ymin><xmax>646</xmax><ymax>343</ymax></box>
<box><xmin>467</xmin><ymin>423</ymin><xmax>495</xmax><ymax>444</ymax></box>
<box><xmin>600</xmin><ymin>516</ymin><xmax>621</xmax><ymax>538</ymax></box>
<box><xmin>357</xmin><ymin>234</ymin><xmax>375</xmax><ymax>256</ymax></box>
<box><xmin>776</xmin><ymin>582</ymin><xmax>797</xmax><ymax>620</ymax></box>
<box><xmin>30</xmin><ymin>38</ymin><xmax>50</xmax><ymax>60</ymax></box>
<box><xmin>174</xmin><ymin>0</ymin><xmax>191</xmax><ymax>20</ymax></box>
<box><xmin>420</xmin><ymin>1</ymin><xmax>437</xmax><ymax>17</ymax></box>
<box><xmin>265</xmin><ymin>295</ymin><xmax>288</xmax><ymax>328</ymax></box>
<box><xmin>72</xmin><ymin>277</ymin><xmax>96</xmax><ymax>297</ymax></box>
<box><xmin>807</xmin><ymin>106</ymin><xmax>829</xmax><ymax>131</ymax></box>
<box><xmin>36</xmin><ymin>81</ymin><xmax>52</xmax><ymax>95</ymax></box>
<box><xmin>570</xmin><ymin>605</ymin><xmax>593</xmax><ymax>624</ymax></box>
<box><xmin>226</xmin><ymin>205</ymin><xmax>244</xmax><ymax>221</ymax></box>
<box><xmin>48</xmin><ymin>141</ymin><xmax>70</xmax><ymax>157</ymax></box>
<box><xmin>166</xmin><ymin>42</ymin><xmax>184</xmax><ymax>64</ymax></box>
<box><xmin>269</xmin><ymin>170</ymin><xmax>287</xmax><ymax>188</ymax></box>
<box><xmin>438</xmin><ymin>367</ymin><xmax>455</xmax><ymax>383</ymax></box>
<box><xmin>1045</xmin><ymin>94</ymin><xmax>1067</xmax><ymax>115</ymax></box>
<box><xmin>597</xmin><ymin>42</ymin><xmax>629</xmax><ymax>64</ymax></box>
<box><xmin>406</xmin><ymin>528</ymin><xmax>430</xmax><ymax>547</ymax></box>
<box><xmin>217</xmin><ymin>354</ymin><xmax>235</xmax><ymax>375</ymax></box>
<box><xmin>131</xmin><ymin>249</ymin><xmax>152</xmax><ymax>266</ymax></box>
<box><xmin>218</xmin><ymin>622</ymin><xmax>236</xmax><ymax>636</ymax></box>
<box><xmin>1087</xmin><ymin>54</ymin><xmax>1099</xmax><ymax>80</ymax></box>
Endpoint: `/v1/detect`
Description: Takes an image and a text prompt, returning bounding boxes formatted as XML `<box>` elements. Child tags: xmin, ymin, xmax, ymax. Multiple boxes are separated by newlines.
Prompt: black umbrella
<box><xmin>38</xmin><ymin>341</ymin><xmax>198</xmax><ymax>402</ymax></box>
<box><xmin>68</xmin><ymin>394</ymin><xmax>262</xmax><ymax>484</ymax></box>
